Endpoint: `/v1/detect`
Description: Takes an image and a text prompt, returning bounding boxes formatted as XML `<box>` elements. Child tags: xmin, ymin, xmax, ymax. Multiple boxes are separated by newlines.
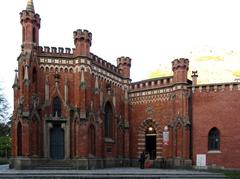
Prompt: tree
<box><xmin>0</xmin><ymin>136</ymin><xmax>11</xmax><ymax>158</ymax></box>
<box><xmin>0</xmin><ymin>86</ymin><xmax>10</xmax><ymax>123</ymax></box>
<box><xmin>0</xmin><ymin>122</ymin><xmax>11</xmax><ymax>137</ymax></box>
<box><xmin>0</xmin><ymin>86</ymin><xmax>11</xmax><ymax>159</ymax></box>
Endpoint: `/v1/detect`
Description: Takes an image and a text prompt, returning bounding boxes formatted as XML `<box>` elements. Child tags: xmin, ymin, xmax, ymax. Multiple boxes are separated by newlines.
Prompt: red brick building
<box><xmin>11</xmin><ymin>0</ymin><xmax>240</xmax><ymax>169</ymax></box>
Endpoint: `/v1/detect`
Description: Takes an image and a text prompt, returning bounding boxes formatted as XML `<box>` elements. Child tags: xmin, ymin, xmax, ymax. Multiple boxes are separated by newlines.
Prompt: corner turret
<box><xmin>73</xmin><ymin>29</ymin><xmax>92</xmax><ymax>57</ymax></box>
<box><xmin>20</xmin><ymin>0</ymin><xmax>41</xmax><ymax>50</ymax></box>
<box><xmin>117</xmin><ymin>56</ymin><xmax>131</xmax><ymax>79</ymax></box>
<box><xmin>172</xmin><ymin>58</ymin><xmax>189</xmax><ymax>83</ymax></box>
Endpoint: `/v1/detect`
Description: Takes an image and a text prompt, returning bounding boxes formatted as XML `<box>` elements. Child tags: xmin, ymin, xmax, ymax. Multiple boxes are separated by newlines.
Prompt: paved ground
<box><xmin>0</xmin><ymin>164</ymin><xmax>209</xmax><ymax>174</ymax></box>
<box><xmin>0</xmin><ymin>165</ymin><xmax>228</xmax><ymax>178</ymax></box>
<box><xmin>0</xmin><ymin>165</ymin><xmax>7</xmax><ymax>171</ymax></box>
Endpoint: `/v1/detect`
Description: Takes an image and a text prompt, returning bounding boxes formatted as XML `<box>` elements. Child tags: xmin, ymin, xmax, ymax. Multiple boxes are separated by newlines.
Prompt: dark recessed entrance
<box><xmin>50</xmin><ymin>124</ymin><xmax>64</xmax><ymax>160</ymax></box>
<box><xmin>145</xmin><ymin>127</ymin><xmax>156</xmax><ymax>160</ymax></box>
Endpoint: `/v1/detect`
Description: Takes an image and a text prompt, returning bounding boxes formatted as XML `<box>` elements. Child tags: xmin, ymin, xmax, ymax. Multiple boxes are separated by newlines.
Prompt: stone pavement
<box><xmin>0</xmin><ymin>165</ymin><xmax>228</xmax><ymax>179</ymax></box>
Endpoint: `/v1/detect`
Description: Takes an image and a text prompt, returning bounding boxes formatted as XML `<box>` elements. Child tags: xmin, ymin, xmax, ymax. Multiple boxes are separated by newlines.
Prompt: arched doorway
<box><xmin>50</xmin><ymin>124</ymin><xmax>64</xmax><ymax>159</ymax></box>
<box><xmin>138</xmin><ymin>119</ymin><xmax>162</xmax><ymax>159</ymax></box>
<box><xmin>145</xmin><ymin>126</ymin><xmax>156</xmax><ymax>160</ymax></box>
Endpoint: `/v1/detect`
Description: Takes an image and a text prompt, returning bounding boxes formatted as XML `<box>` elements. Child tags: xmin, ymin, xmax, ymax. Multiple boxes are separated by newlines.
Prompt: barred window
<box><xmin>208</xmin><ymin>128</ymin><xmax>220</xmax><ymax>151</ymax></box>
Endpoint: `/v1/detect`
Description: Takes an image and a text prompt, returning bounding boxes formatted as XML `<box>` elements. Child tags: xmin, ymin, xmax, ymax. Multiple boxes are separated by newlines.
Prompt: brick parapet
<box><xmin>130</xmin><ymin>76</ymin><xmax>173</xmax><ymax>91</ymax></box>
<box><xmin>36</xmin><ymin>48</ymin><xmax>124</xmax><ymax>77</ymax></box>
<box><xmin>37</xmin><ymin>46</ymin><xmax>74</xmax><ymax>57</ymax></box>
<box><xmin>90</xmin><ymin>53</ymin><xmax>121</xmax><ymax>76</ymax></box>
<box><xmin>129</xmin><ymin>82</ymin><xmax>190</xmax><ymax>106</ymax></box>
<box><xmin>190</xmin><ymin>82</ymin><xmax>240</xmax><ymax>93</ymax></box>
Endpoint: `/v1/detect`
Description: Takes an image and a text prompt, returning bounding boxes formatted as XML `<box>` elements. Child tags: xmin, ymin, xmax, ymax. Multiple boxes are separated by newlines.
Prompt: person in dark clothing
<box><xmin>139</xmin><ymin>151</ymin><xmax>146</xmax><ymax>169</ymax></box>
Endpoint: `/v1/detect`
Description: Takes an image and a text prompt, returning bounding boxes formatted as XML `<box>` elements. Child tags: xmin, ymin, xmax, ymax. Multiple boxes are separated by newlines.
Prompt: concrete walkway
<box><xmin>0</xmin><ymin>165</ymin><xmax>228</xmax><ymax>179</ymax></box>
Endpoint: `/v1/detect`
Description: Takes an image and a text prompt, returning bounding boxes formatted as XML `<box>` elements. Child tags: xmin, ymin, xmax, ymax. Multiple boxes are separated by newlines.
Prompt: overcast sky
<box><xmin>1</xmin><ymin>0</ymin><xmax>240</xmax><ymax>110</ymax></box>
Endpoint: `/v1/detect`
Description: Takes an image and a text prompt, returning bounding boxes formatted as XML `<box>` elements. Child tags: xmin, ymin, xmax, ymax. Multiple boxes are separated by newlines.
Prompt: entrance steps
<box><xmin>35</xmin><ymin>160</ymin><xmax>74</xmax><ymax>170</ymax></box>
<box><xmin>0</xmin><ymin>166</ymin><xmax>228</xmax><ymax>179</ymax></box>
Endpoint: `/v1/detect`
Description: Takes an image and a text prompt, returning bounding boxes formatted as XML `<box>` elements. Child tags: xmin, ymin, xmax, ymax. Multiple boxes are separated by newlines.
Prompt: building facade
<box><xmin>11</xmin><ymin>0</ymin><xmax>240</xmax><ymax>169</ymax></box>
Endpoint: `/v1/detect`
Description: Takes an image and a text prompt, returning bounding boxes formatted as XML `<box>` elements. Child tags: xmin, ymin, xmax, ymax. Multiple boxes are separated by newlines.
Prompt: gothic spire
<box><xmin>26</xmin><ymin>0</ymin><xmax>35</xmax><ymax>13</ymax></box>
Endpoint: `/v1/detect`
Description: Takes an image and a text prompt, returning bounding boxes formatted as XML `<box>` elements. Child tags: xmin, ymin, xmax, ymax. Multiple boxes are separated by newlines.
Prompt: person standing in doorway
<box><xmin>139</xmin><ymin>151</ymin><xmax>146</xmax><ymax>169</ymax></box>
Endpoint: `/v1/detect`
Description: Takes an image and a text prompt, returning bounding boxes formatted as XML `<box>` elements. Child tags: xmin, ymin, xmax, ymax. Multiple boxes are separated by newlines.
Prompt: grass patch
<box><xmin>196</xmin><ymin>168</ymin><xmax>240</xmax><ymax>179</ymax></box>
<box><xmin>223</xmin><ymin>171</ymin><xmax>240</xmax><ymax>179</ymax></box>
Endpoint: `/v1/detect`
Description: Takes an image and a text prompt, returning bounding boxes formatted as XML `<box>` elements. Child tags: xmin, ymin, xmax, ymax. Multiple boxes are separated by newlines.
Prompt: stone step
<box><xmin>0</xmin><ymin>173</ymin><xmax>228</xmax><ymax>179</ymax></box>
<box><xmin>0</xmin><ymin>166</ymin><xmax>229</xmax><ymax>179</ymax></box>
<box><xmin>34</xmin><ymin>160</ymin><xmax>74</xmax><ymax>170</ymax></box>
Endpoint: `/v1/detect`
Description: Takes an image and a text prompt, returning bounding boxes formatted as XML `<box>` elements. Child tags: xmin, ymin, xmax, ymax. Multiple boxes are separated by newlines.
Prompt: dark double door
<box><xmin>50</xmin><ymin>124</ymin><xmax>65</xmax><ymax>160</ymax></box>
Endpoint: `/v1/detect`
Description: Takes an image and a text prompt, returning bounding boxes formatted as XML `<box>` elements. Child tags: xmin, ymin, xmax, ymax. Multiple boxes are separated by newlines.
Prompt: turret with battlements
<box><xmin>172</xmin><ymin>58</ymin><xmax>189</xmax><ymax>83</ymax></box>
<box><xmin>20</xmin><ymin>0</ymin><xmax>41</xmax><ymax>50</ymax></box>
<box><xmin>117</xmin><ymin>56</ymin><xmax>131</xmax><ymax>79</ymax></box>
<box><xmin>73</xmin><ymin>29</ymin><xmax>92</xmax><ymax>57</ymax></box>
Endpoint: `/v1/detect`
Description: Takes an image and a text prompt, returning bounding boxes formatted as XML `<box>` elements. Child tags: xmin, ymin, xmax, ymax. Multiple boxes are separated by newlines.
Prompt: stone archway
<box><xmin>138</xmin><ymin>118</ymin><xmax>162</xmax><ymax>159</ymax></box>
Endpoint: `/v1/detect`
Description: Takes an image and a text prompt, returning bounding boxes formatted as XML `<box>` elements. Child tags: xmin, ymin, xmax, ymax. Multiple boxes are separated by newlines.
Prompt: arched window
<box><xmin>208</xmin><ymin>128</ymin><xmax>220</xmax><ymax>151</ymax></box>
<box><xmin>17</xmin><ymin>122</ymin><xmax>22</xmax><ymax>156</ymax></box>
<box><xmin>104</xmin><ymin>102</ymin><xmax>113</xmax><ymax>138</ymax></box>
<box><xmin>33</xmin><ymin>27</ymin><xmax>36</xmax><ymax>43</ymax></box>
<box><xmin>53</xmin><ymin>96</ymin><xmax>61</xmax><ymax>117</ymax></box>
<box><xmin>22</xmin><ymin>66</ymin><xmax>25</xmax><ymax>81</ymax></box>
<box><xmin>22</xmin><ymin>27</ymin><xmax>25</xmax><ymax>42</ymax></box>
<box><xmin>89</xmin><ymin>125</ymin><xmax>96</xmax><ymax>156</ymax></box>
<box><xmin>32</xmin><ymin>68</ymin><xmax>37</xmax><ymax>83</ymax></box>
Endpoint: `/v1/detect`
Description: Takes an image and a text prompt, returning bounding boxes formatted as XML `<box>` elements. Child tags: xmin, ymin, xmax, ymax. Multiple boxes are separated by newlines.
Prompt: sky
<box><xmin>1</xmin><ymin>0</ymin><xmax>240</xmax><ymax>111</ymax></box>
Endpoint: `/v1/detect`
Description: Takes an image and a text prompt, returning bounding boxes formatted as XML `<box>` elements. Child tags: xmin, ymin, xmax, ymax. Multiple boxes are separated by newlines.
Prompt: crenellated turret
<box><xmin>73</xmin><ymin>29</ymin><xmax>92</xmax><ymax>57</ymax></box>
<box><xmin>117</xmin><ymin>56</ymin><xmax>132</xmax><ymax>79</ymax></box>
<box><xmin>20</xmin><ymin>0</ymin><xmax>41</xmax><ymax>50</ymax></box>
<box><xmin>172</xmin><ymin>58</ymin><xmax>189</xmax><ymax>83</ymax></box>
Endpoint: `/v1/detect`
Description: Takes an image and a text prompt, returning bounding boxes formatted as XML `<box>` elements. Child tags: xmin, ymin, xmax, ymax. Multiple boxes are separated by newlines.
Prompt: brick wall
<box><xmin>192</xmin><ymin>86</ymin><xmax>240</xmax><ymax>168</ymax></box>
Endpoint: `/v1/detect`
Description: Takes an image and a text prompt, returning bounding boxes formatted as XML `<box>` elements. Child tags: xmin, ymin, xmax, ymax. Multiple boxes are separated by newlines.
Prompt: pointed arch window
<box><xmin>17</xmin><ymin>122</ymin><xmax>22</xmax><ymax>156</ymax></box>
<box><xmin>22</xmin><ymin>66</ymin><xmax>25</xmax><ymax>81</ymax></box>
<box><xmin>89</xmin><ymin>125</ymin><xmax>96</xmax><ymax>156</ymax></box>
<box><xmin>22</xmin><ymin>27</ymin><xmax>25</xmax><ymax>42</ymax></box>
<box><xmin>33</xmin><ymin>27</ymin><xmax>36</xmax><ymax>43</ymax></box>
<box><xmin>208</xmin><ymin>128</ymin><xmax>220</xmax><ymax>151</ymax></box>
<box><xmin>104</xmin><ymin>102</ymin><xmax>113</xmax><ymax>138</ymax></box>
<box><xmin>32</xmin><ymin>68</ymin><xmax>37</xmax><ymax>83</ymax></box>
<box><xmin>53</xmin><ymin>96</ymin><xmax>61</xmax><ymax>117</ymax></box>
